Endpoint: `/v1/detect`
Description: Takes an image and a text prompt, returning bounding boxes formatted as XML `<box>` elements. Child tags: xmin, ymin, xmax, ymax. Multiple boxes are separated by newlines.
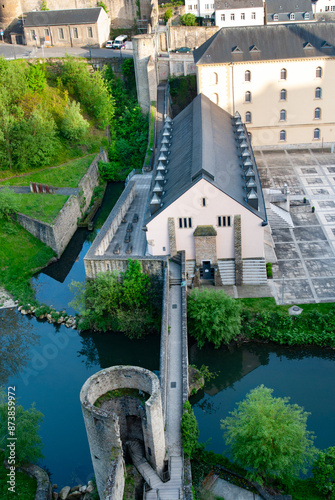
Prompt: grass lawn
<box><xmin>0</xmin><ymin>155</ymin><xmax>96</xmax><ymax>188</ymax></box>
<box><xmin>15</xmin><ymin>194</ymin><xmax>69</xmax><ymax>224</ymax></box>
<box><xmin>239</xmin><ymin>297</ymin><xmax>335</xmax><ymax>315</ymax></box>
<box><xmin>0</xmin><ymin>219</ymin><xmax>55</xmax><ymax>304</ymax></box>
<box><xmin>0</xmin><ymin>453</ymin><xmax>37</xmax><ymax>500</ymax></box>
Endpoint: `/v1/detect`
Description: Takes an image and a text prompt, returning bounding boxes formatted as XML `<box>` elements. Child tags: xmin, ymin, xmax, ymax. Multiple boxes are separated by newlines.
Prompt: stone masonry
<box><xmin>168</xmin><ymin>217</ymin><xmax>177</xmax><ymax>257</ymax></box>
<box><xmin>194</xmin><ymin>226</ymin><xmax>218</xmax><ymax>266</ymax></box>
<box><xmin>234</xmin><ymin>214</ymin><xmax>242</xmax><ymax>286</ymax></box>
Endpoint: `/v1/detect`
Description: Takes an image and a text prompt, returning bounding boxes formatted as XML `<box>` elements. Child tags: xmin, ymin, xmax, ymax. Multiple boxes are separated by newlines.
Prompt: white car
<box><xmin>105</xmin><ymin>40</ymin><xmax>113</xmax><ymax>48</ymax></box>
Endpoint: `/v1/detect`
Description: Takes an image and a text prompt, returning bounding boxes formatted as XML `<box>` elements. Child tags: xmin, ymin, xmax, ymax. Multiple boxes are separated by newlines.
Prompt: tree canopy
<box><xmin>187</xmin><ymin>288</ymin><xmax>241</xmax><ymax>348</ymax></box>
<box><xmin>312</xmin><ymin>447</ymin><xmax>335</xmax><ymax>499</ymax></box>
<box><xmin>181</xmin><ymin>401</ymin><xmax>199</xmax><ymax>458</ymax></box>
<box><xmin>180</xmin><ymin>13</ymin><xmax>197</xmax><ymax>26</ymax></box>
<box><xmin>221</xmin><ymin>385</ymin><xmax>316</xmax><ymax>485</ymax></box>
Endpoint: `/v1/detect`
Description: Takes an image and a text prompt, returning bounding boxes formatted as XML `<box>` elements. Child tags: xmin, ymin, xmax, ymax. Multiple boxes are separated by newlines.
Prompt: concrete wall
<box><xmin>159</xmin><ymin>265</ymin><xmax>169</xmax><ymax>422</ymax></box>
<box><xmin>17</xmin><ymin>151</ymin><xmax>105</xmax><ymax>257</ymax></box>
<box><xmin>80</xmin><ymin>366</ymin><xmax>166</xmax><ymax>498</ymax></box>
<box><xmin>197</xmin><ymin>57</ymin><xmax>335</xmax><ymax>147</ymax></box>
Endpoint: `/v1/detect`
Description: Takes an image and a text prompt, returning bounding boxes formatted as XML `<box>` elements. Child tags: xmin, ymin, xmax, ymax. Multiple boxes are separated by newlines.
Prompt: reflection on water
<box><xmin>190</xmin><ymin>341</ymin><xmax>335</xmax><ymax>461</ymax></box>
<box><xmin>0</xmin><ymin>308</ymin><xmax>160</xmax><ymax>486</ymax></box>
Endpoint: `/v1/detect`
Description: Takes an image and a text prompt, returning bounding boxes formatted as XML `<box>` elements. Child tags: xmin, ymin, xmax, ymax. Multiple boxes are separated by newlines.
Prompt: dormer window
<box><xmin>304</xmin><ymin>12</ymin><xmax>310</xmax><ymax>20</ymax></box>
<box><xmin>274</xmin><ymin>13</ymin><xmax>279</xmax><ymax>21</ymax></box>
<box><xmin>290</xmin><ymin>13</ymin><xmax>295</xmax><ymax>20</ymax></box>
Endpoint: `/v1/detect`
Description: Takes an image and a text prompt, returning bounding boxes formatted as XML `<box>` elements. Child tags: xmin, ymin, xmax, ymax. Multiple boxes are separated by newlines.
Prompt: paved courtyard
<box><xmin>255</xmin><ymin>148</ymin><xmax>335</xmax><ymax>304</ymax></box>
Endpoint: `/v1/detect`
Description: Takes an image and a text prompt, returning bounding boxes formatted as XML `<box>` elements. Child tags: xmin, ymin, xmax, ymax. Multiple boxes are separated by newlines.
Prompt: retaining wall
<box><xmin>159</xmin><ymin>265</ymin><xmax>170</xmax><ymax>422</ymax></box>
<box><xmin>17</xmin><ymin>151</ymin><xmax>106</xmax><ymax>258</ymax></box>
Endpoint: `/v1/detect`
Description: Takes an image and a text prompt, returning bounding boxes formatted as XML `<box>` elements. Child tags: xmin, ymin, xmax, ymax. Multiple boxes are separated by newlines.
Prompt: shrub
<box><xmin>180</xmin><ymin>13</ymin><xmax>197</xmax><ymax>25</ymax></box>
<box><xmin>0</xmin><ymin>187</ymin><xmax>19</xmax><ymax>219</ymax></box>
<box><xmin>164</xmin><ymin>8</ymin><xmax>173</xmax><ymax>24</ymax></box>
<box><xmin>221</xmin><ymin>385</ymin><xmax>317</xmax><ymax>485</ymax></box>
<box><xmin>181</xmin><ymin>401</ymin><xmax>199</xmax><ymax>458</ymax></box>
<box><xmin>312</xmin><ymin>447</ymin><xmax>335</xmax><ymax>499</ymax></box>
<box><xmin>188</xmin><ymin>288</ymin><xmax>241</xmax><ymax>348</ymax></box>
<box><xmin>61</xmin><ymin>100</ymin><xmax>89</xmax><ymax>143</ymax></box>
<box><xmin>266</xmin><ymin>262</ymin><xmax>272</xmax><ymax>278</ymax></box>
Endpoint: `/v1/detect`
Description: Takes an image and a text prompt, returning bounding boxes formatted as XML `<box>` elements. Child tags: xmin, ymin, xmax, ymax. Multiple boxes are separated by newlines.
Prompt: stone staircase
<box><xmin>185</xmin><ymin>260</ymin><xmax>195</xmax><ymax>286</ymax></box>
<box><xmin>218</xmin><ymin>260</ymin><xmax>236</xmax><ymax>285</ymax></box>
<box><xmin>267</xmin><ymin>203</ymin><xmax>294</xmax><ymax>229</ymax></box>
<box><xmin>242</xmin><ymin>259</ymin><xmax>267</xmax><ymax>285</ymax></box>
<box><xmin>128</xmin><ymin>441</ymin><xmax>182</xmax><ymax>499</ymax></box>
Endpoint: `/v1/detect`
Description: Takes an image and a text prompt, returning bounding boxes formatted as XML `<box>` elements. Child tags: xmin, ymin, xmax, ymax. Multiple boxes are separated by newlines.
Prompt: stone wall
<box><xmin>159</xmin><ymin>265</ymin><xmax>169</xmax><ymax>422</ymax></box>
<box><xmin>85</xmin><ymin>255</ymin><xmax>167</xmax><ymax>280</ymax></box>
<box><xmin>168</xmin><ymin>25</ymin><xmax>219</xmax><ymax>51</ymax></box>
<box><xmin>132</xmin><ymin>34</ymin><xmax>157</xmax><ymax>114</ymax></box>
<box><xmin>168</xmin><ymin>217</ymin><xmax>177</xmax><ymax>257</ymax></box>
<box><xmin>234</xmin><ymin>214</ymin><xmax>242</xmax><ymax>286</ymax></box>
<box><xmin>180</xmin><ymin>251</ymin><xmax>189</xmax><ymax>405</ymax></box>
<box><xmin>17</xmin><ymin>151</ymin><xmax>106</xmax><ymax>258</ymax></box>
<box><xmin>194</xmin><ymin>235</ymin><xmax>217</xmax><ymax>266</ymax></box>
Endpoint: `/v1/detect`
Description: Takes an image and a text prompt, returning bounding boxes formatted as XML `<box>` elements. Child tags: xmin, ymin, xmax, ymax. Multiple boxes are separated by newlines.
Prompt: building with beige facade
<box><xmin>144</xmin><ymin>94</ymin><xmax>268</xmax><ymax>285</ymax></box>
<box><xmin>194</xmin><ymin>23</ymin><xmax>335</xmax><ymax>147</ymax></box>
<box><xmin>23</xmin><ymin>8</ymin><xmax>110</xmax><ymax>47</ymax></box>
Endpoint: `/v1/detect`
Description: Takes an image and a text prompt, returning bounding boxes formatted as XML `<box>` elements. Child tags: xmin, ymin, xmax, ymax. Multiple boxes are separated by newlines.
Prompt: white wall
<box><xmin>146</xmin><ymin>179</ymin><xmax>265</xmax><ymax>260</ymax></box>
<box><xmin>215</xmin><ymin>7</ymin><xmax>264</xmax><ymax>27</ymax></box>
<box><xmin>313</xmin><ymin>0</ymin><xmax>335</xmax><ymax>13</ymax></box>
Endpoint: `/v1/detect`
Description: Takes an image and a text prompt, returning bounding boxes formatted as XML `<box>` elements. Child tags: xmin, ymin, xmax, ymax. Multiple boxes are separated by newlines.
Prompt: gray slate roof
<box><xmin>145</xmin><ymin>94</ymin><xmax>266</xmax><ymax>225</ymax></box>
<box><xmin>215</xmin><ymin>0</ymin><xmax>263</xmax><ymax>10</ymax></box>
<box><xmin>266</xmin><ymin>0</ymin><xmax>312</xmax><ymax>14</ymax></box>
<box><xmin>24</xmin><ymin>8</ymin><xmax>103</xmax><ymax>27</ymax></box>
<box><xmin>193</xmin><ymin>22</ymin><xmax>335</xmax><ymax>64</ymax></box>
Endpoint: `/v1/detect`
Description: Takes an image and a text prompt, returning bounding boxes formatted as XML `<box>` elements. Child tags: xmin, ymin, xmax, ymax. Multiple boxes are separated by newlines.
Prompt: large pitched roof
<box><xmin>145</xmin><ymin>94</ymin><xmax>266</xmax><ymax>225</ymax></box>
<box><xmin>266</xmin><ymin>0</ymin><xmax>312</xmax><ymax>14</ymax></box>
<box><xmin>215</xmin><ymin>0</ymin><xmax>263</xmax><ymax>10</ymax></box>
<box><xmin>193</xmin><ymin>23</ymin><xmax>335</xmax><ymax>64</ymax></box>
<box><xmin>24</xmin><ymin>8</ymin><xmax>103</xmax><ymax>27</ymax></box>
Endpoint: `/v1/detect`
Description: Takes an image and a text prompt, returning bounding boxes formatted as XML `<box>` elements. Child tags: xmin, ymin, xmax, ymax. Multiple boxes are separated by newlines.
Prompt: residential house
<box><xmin>23</xmin><ymin>8</ymin><xmax>110</xmax><ymax>47</ymax></box>
<box><xmin>266</xmin><ymin>0</ymin><xmax>314</xmax><ymax>23</ymax></box>
<box><xmin>193</xmin><ymin>23</ymin><xmax>335</xmax><ymax>147</ymax></box>
<box><xmin>144</xmin><ymin>93</ymin><xmax>268</xmax><ymax>285</ymax></box>
<box><xmin>215</xmin><ymin>0</ymin><xmax>264</xmax><ymax>28</ymax></box>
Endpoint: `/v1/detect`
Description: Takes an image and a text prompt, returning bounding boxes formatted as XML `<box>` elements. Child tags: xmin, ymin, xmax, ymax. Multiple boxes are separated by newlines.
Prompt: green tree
<box><xmin>181</xmin><ymin>401</ymin><xmax>199</xmax><ymax>458</ymax></box>
<box><xmin>0</xmin><ymin>187</ymin><xmax>19</xmax><ymax>219</ymax></box>
<box><xmin>40</xmin><ymin>0</ymin><xmax>49</xmax><ymax>10</ymax></box>
<box><xmin>187</xmin><ymin>288</ymin><xmax>241</xmax><ymax>348</ymax></box>
<box><xmin>120</xmin><ymin>259</ymin><xmax>151</xmax><ymax>308</ymax></box>
<box><xmin>312</xmin><ymin>447</ymin><xmax>335</xmax><ymax>499</ymax></box>
<box><xmin>221</xmin><ymin>385</ymin><xmax>316</xmax><ymax>485</ymax></box>
<box><xmin>61</xmin><ymin>100</ymin><xmax>89</xmax><ymax>143</ymax></box>
<box><xmin>164</xmin><ymin>8</ymin><xmax>173</xmax><ymax>24</ymax></box>
<box><xmin>97</xmin><ymin>1</ymin><xmax>109</xmax><ymax>13</ymax></box>
<box><xmin>0</xmin><ymin>389</ymin><xmax>44</xmax><ymax>465</ymax></box>
<box><xmin>180</xmin><ymin>13</ymin><xmax>197</xmax><ymax>25</ymax></box>
<box><xmin>26</xmin><ymin>64</ymin><xmax>47</xmax><ymax>93</ymax></box>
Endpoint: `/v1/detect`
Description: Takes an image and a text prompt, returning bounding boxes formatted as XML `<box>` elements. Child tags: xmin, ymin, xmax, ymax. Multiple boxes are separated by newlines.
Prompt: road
<box><xmin>0</xmin><ymin>42</ymin><xmax>133</xmax><ymax>60</ymax></box>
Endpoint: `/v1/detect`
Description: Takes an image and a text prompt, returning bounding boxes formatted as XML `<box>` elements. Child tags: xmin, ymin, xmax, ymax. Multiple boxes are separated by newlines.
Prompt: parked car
<box><xmin>112</xmin><ymin>35</ymin><xmax>127</xmax><ymax>49</ymax></box>
<box><xmin>105</xmin><ymin>40</ymin><xmax>113</xmax><ymax>48</ymax></box>
<box><xmin>174</xmin><ymin>47</ymin><xmax>192</xmax><ymax>53</ymax></box>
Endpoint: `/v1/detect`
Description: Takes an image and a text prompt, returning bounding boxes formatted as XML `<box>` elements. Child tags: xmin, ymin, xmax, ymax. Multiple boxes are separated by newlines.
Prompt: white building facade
<box><xmin>215</xmin><ymin>0</ymin><xmax>264</xmax><ymax>28</ymax></box>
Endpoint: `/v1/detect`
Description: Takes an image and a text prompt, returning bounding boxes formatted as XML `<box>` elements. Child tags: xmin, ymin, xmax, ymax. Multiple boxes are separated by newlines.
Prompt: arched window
<box><xmin>314</xmin><ymin>107</ymin><xmax>321</xmax><ymax>119</ymax></box>
<box><xmin>245</xmin><ymin>70</ymin><xmax>251</xmax><ymax>82</ymax></box>
<box><xmin>280</xmin><ymin>68</ymin><xmax>287</xmax><ymax>80</ymax></box>
<box><xmin>280</xmin><ymin>109</ymin><xmax>286</xmax><ymax>121</ymax></box>
<box><xmin>212</xmin><ymin>93</ymin><xmax>219</xmax><ymax>105</ymax></box>
<box><xmin>245</xmin><ymin>111</ymin><xmax>252</xmax><ymax>123</ymax></box>
<box><xmin>290</xmin><ymin>12</ymin><xmax>295</xmax><ymax>20</ymax></box>
<box><xmin>211</xmin><ymin>72</ymin><xmax>218</xmax><ymax>85</ymax></box>
<box><xmin>315</xmin><ymin>87</ymin><xmax>322</xmax><ymax>99</ymax></box>
<box><xmin>280</xmin><ymin>89</ymin><xmax>287</xmax><ymax>101</ymax></box>
<box><xmin>316</xmin><ymin>66</ymin><xmax>322</xmax><ymax>78</ymax></box>
<box><xmin>304</xmin><ymin>12</ymin><xmax>310</xmax><ymax>20</ymax></box>
<box><xmin>245</xmin><ymin>91</ymin><xmax>251</xmax><ymax>102</ymax></box>
<box><xmin>280</xmin><ymin>130</ymin><xmax>286</xmax><ymax>141</ymax></box>
<box><xmin>314</xmin><ymin>128</ymin><xmax>320</xmax><ymax>140</ymax></box>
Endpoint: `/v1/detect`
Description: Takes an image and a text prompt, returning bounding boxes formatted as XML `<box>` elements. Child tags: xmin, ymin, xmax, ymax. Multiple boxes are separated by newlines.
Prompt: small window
<box><xmin>217</xmin><ymin>216</ymin><xmax>231</xmax><ymax>227</ymax></box>
<box><xmin>194</xmin><ymin>5</ymin><xmax>197</xmax><ymax>9</ymax></box>
<box><xmin>241</xmin><ymin>13</ymin><xmax>245</xmax><ymax>20</ymax></box>
<box><xmin>245</xmin><ymin>70</ymin><xmax>251</xmax><ymax>82</ymax></box>
<box><xmin>58</xmin><ymin>28</ymin><xmax>64</xmax><ymax>40</ymax></box>
<box><xmin>44</xmin><ymin>28</ymin><xmax>49</xmax><ymax>37</ymax></box>
<box><xmin>314</xmin><ymin>128</ymin><xmax>320</xmax><ymax>140</ymax></box>
<box><xmin>211</xmin><ymin>72</ymin><xmax>218</xmax><ymax>84</ymax></box>
<box><xmin>212</xmin><ymin>92</ymin><xmax>219</xmax><ymax>105</ymax></box>
<box><xmin>280</xmin><ymin>68</ymin><xmax>287</xmax><ymax>80</ymax></box>
<box><xmin>274</xmin><ymin>13</ymin><xmax>279</xmax><ymax>21</ymax></box>
<box><xmin>179</xmin><ymin>217</ymin><xmax>192</xmax><ymax>228</ymax></box>
<box><xmin>316</xmin><ymin>66</ymin><xmax>322</xmax><ymax>78</ymax></box>
<box><xmin>202</xmin><ymin>198</ymin><xmax>206</xmax><ymax>207</ymax></box>
<box><xmin>188</xmin><ymin>4</ymin><xmax>192</xmax><ymax>9</ymax></box>
<box><xmin>184</xmin><ymin>217</ymin><xmax>187</xmax><ymax>228</ymax></box>
<box><xmin>280</xmin><ymin>89</ymin><xmax>287</xmax><ymax>101</ymax></box>
<box><xmin>315</xmin><ymin>87</ymin><xmax>321</xmax><ymax>99</ymax></box>
<box><xmin>280</xmin><ymin>109</ymin><xmax>286</xmax><ymax>121</ymax></box>
<box><xmin>188</xmin><ymin>217</ymin><xmax>192</xmax><ymax>228</ymax></box>
<box><xmin>87</xmin><ymin>27</ymin><xmax>93</xmax><ymax>38</ymax></box>
<box><xmin>245</xmin><ymin>91</ymin><xmax>251</xmax><ymax>103</ymax></box>
<box><xmin>290</xmin><ymin>13</ymin><xmax>295</xmax><ymax>20</ymax></box>
<box><xmin>245</xmin><ymin>111</ymin><xmax>252</xmax><ymax>123</ymax></box>
<box><xmin>331</xmin><ymin>6</ymin><xmax>335</xmax><ymax>11</ymax></box>
<box><xmin>179</xmin><ymin>218</ymin><xmax>182</xmax><ymax>228</ymax></box>
<box><xmin>304</xmin><ymin>12</ymin><xmax>310</xmax><ymax>19</ymax></box>
<box><xmin>73</xmin><ymin>27</ymin><xmax>78</xmax><ymax>38</ymax></box>
<box><xmin>231</xmin><ymin>13</ymin><xmax>235</xmax><ymax>20</ymax></box>
<box><xmin>325</xmin><ymin>5</ymin><xmax>330</xmax><ymax>11</ymax></box>
<box><xmin>205</xmin><ymin>3</ymin><xmax>209</xmax><ymax>8</ymax></box>
<box><xmin>314</xmin><ymin>107</ymin><xmax>321</xmax><ymax>119</ymax></box>
<box><xmin>221</xmin><ymin>13</ymin><xmax>225</xmax><ymax>21</ymax></box>
<box><xmin>251</xmin><ymin>12</ymin><xmax>256</xmax><ymax>19</ymax></box>
<box><xmin>280</xmin><ymin>130</ymin><xmax>286</xmax><ymax>141</ymax></box>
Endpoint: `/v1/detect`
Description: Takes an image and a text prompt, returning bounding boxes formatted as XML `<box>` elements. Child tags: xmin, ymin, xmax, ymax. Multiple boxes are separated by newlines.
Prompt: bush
<box><xmin>181</xmin><ymin>401</ymin><xmax>199</xmax><ymax>458</ymax></box>
<box><xmin>266</xmin><ymin>262</ymin><xmax>272</xmax><ymax>278</ymax></box>
<box><xmin>0</xmin><ymin>187</ymin><xmax>19</xmax><ymax>219</ymax></box>
<box><xmin>188</xmin><ymin>288</ymin><xmax>241</xmax><ymax>348</ymax></box>
<box><xmin>180</xmin><ymin>13</ymin><xmax>197</xmax><ymax>25</ymax></box>
<box><xmin>164</xmin><ymin>8</ymin><xmax>173</xmax><ymax>24</ymax></box>
<box><xmin>61</xmin><ymin>100</ymin><xmax>89</xmax><ymax>143</ymax></box>
<box><xmin>312</xmin><ymin>447</ymin><xmax>335</xmax><ymax>499</ymax></box>
<box><xmin>221</xmin><ymin>385</ymin><xmax>317</xmax><ymax>485</ymax></box>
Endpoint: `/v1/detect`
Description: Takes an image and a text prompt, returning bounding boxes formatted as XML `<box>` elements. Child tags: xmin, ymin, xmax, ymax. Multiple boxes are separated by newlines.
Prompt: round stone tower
<box><xmin>80</xmin><ymin>365</ymin><xmax>166</xmax><ymax>499</ymax></box>
<box><xmin>0</xmin><ymin>0</ymin><xmax>22</xmax><ymax>29</ymax></box>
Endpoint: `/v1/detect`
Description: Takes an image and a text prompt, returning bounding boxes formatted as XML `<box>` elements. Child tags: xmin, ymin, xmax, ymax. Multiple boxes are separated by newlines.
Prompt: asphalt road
<box><xmin>0</xmin><ymin>42</ymin><xmax>133</xmax><ymax>60</ymax></box>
